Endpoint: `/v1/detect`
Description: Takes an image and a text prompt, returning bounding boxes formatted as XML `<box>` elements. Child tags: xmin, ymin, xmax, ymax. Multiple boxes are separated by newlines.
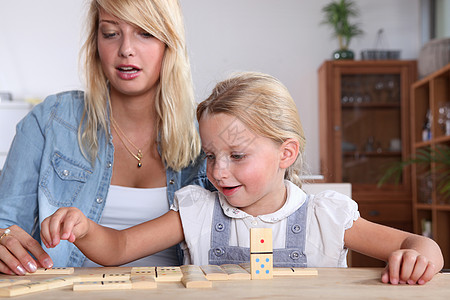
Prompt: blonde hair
<box><xmin>197</xmin><ymin>72</ymin><xmax>307</xmax><ymax>187</ymax></box>
<box><xmin>79</xmin><ymin>0</ymin><xmax>200</xmax><ymax>171</ymax></box>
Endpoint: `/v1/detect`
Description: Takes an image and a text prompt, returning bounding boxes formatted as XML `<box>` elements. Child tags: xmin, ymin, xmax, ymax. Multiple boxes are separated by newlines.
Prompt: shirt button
<box><xmin>107</xmin><ymin>162</ymin><xmax>112</xmax><ymax>168</ymax></box>
<box><xmin>251</xmin><ymin>220</ymin><xmax>258</xmax><ymax>226</ymax></box>
<box><xmin>62</xmin><ymin>170</ymin><xmax>70</xmax><ymax>177</ymax></box>
<box><xmin>96</xmin><ymin>198</ymin><xmax>103</xmax><ymax>204</ymax></box>
<box><xmin>169</xmin><ymin>179</ymin><xmax>175</xmax><ymax>185</ymax></box>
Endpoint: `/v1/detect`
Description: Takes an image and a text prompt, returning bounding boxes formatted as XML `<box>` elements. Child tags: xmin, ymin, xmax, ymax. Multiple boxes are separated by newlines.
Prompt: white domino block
<box><xmin>76</xmin><ymin>273</ymin><xmax>130</xmax><ymax>282</ymax></box>
<box><xmin>0</xmin><ymin>281</ymin><xmax>48</xmax><ymax>297</ymax></box>
<box><xmin>155</xmin><ymin>267</ymin><xmax>183</xmax><ymax>282</ymax></box>
<box><xmin>73</xmin><ymin>280</ymin><xmax>132</xmax><ymax>291</ymax></box>
<box><xmin>25</xmin><ymin>267</ymin><xmax>74</xmax><ymax>275</ymax></box>
<box><xmin>200</xmin><ymin>265</ymin><xmax>228</xmax><ymax>281</ymax></box>
<box><xmin>0</xmin><ymin>279</ymin><xmax>31</xmax><ymax>288</ymax></box>
<box><xmin>180</xmin><ymin>265</ymin><xmax>212</xmax><ymax>288</ymax></box>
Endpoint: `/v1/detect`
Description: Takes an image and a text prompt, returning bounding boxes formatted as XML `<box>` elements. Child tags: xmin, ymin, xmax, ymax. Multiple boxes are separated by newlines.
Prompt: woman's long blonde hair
<box><xmin>197</xmin><ymin>72</ymin><xmax>307</xmax><ymax>187</ymax></box>
<box><xmin>79</xmin><ymin>0</ymin><xmax>200</xmax><ymax>171</ymax></box>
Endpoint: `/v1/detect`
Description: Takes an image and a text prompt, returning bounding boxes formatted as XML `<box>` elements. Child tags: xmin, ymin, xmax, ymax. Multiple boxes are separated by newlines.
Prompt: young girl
<box><xmin>40</xmin><ymin>72</ymin><xmax>443</xmax><ymax>285</ymax></box>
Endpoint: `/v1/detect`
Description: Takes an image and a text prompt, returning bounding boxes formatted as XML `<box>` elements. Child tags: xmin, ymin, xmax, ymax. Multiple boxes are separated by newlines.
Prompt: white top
<box><xmin>171</xmin><ymin>180</ymin><xmax>359</xmax><ymax>267</ymax></box>
<box><xmin>82</xmin><ymin>185</ymin><xmax>178</xmax><ymax>267</ymax></box>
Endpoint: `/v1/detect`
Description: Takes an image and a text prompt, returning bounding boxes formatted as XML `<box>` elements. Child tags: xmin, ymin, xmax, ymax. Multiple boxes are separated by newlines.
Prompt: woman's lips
<box><xmin>116</xmin><ymin>65</ymin><xmax>141</xmax><ymax>80</ymax></box>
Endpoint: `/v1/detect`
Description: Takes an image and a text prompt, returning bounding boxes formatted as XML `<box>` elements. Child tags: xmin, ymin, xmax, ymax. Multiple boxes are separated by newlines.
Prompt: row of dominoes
<box><xmin>0</xmin><ymin>264</ymin><xmax>318</xmax><ymax>296</ymax></box>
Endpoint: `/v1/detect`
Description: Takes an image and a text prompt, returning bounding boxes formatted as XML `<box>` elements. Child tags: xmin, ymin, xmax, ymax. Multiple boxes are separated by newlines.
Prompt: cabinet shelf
<box><xmin>411</xmin><ymin>63</ymin><xmax>450</xmax><ymax>268</ymax></box>
<box><xmin>343</xmin><ymin>151</ymin><xmax>402</xmax><ymax>157</ymax></box>
<box><xmin>342</xmin><ymin>103</ymin><xmax>401</xmax><ymax>109</ymax></box>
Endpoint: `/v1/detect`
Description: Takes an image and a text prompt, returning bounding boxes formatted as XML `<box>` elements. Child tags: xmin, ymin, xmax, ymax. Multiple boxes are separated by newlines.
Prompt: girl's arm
<box><xmin>40</xmin><ymin>208</ymin><xmax>184</xmax><ymax>266</ymax></box>
<box><xmin>344</xmin><ymin>217</ymin><xmax>444</xmax><ymax>285</ymax></box>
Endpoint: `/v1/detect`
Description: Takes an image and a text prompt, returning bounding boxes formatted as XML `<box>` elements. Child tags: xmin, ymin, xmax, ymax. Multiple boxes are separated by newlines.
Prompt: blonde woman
<box><xmin>42</xmin><ymin>72</ymin><xmax>443</xmax><ymax>285</ymax></box>
<box><xmin>0</xmin><ymin>0</ymin><xmax>212</xmax><ymax>275</ymax></box>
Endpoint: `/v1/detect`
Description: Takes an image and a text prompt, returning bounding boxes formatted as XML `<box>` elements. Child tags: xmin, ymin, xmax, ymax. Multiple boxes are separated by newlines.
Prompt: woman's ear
<box><xmin>279</xmin><ymin>138</ymin><xmax>300</xmax><ymax>169</ymax></box>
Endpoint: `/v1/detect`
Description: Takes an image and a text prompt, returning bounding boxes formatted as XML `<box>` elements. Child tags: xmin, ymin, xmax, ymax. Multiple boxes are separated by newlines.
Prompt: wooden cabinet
<box><xmin>411</xmin><ymin>63</ymin><xmax>450</xmax><ymax>269</ymax></box>
<box><xmin>318</xmin><ymin>60</ymin><xmax>417</xmax><ymax>266</ymax></box>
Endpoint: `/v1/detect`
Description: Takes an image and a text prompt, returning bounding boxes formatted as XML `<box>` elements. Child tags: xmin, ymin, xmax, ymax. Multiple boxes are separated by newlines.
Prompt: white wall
<box><xmin>0</xmin><ymin>0</ymin><xmax>421</xmax><ymax>174</ymax></box>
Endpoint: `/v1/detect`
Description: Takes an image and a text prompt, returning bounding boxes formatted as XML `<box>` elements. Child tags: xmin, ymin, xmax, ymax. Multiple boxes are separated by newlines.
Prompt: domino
<box><xmin>131</xmin><ymin>267</ymin><xmax>156</xmax><ymax>278</ymax></box>
<box><xmin>250</xmin><ymin>228</ymin><xmax>273</xmax><ymax>253</ymax></box>
<box><xmin>0</xmin><ymin>281</ymin><xmax>48</xmax><ymax>297</ymax></box>
<box><xmin>131</xmin><ymin>275</ymin><xmax>157</xmax><ymax>289</ymax></box>
<box><xmin>250</xmin><ymin>253</ymin><xmax>273</xmax><ymax>280</ymax></box>
<box><xmin>155</xmin><ymin>266</ymin><xmax>183</xmax><ymax>282</ymax></box>
<box><xmin>76</xmin><ymin>273</ymin><xmax>130</xmax><ymax>282</ymax></box>
<box><xmin>200</xmin><ymin>265</ymin><xmax>228</xmax><ymax>281</ymax></box>
<box><xmin>273</xmin><ymin>267</ymin><xmax>318</xmax><ymax>276</ymax></box>
<box><xmin>41</xmin><ymin>276</ymin><xmax>80</xmax><ymax>289</ymax></box>
<box><xmin>219</xmin><ymin>264</ymin><xmax>251</xmax><ymax>280</ymax></box>
<box><xmin>25</xmin><ymin>267</ymin><xmax>74</xmax><ymax>275</ymax></box>
<box><xmin>0</xmin><ymin>279</ymin><xmax>31</xmax><ymax>288</ymax></box>
<box><xmin>180</xmin><ymin>265</ymin><xmax>212</xmax><ymax>288</ymax></box>
<box><xmin>73</xmin><ymin>280</ymin><xmax>132</xmax><ymax>291</ymax></box>
<box><xmin>250</xmin><ymin>228</ymin><xmax>273</xmax><ymax>280</ymax></box>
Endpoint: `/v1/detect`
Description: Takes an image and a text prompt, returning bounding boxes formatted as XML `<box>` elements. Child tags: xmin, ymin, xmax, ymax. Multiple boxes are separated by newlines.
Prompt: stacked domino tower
<box><xmin>250</xmin><ymin>228</ymin><xmax>273</xmax><ymax>280</ymax></box>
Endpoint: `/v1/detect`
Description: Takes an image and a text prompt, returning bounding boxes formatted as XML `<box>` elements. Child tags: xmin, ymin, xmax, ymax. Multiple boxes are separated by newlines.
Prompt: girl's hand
<box><xmin>381</xmin><ymin>249</ymin><xmax>436</xmax><ymax>285</ymax></box>
<box><xmin>40</xmin><ymin>207</ymin><xmax>90</xmax><ymax>248</ymax></box>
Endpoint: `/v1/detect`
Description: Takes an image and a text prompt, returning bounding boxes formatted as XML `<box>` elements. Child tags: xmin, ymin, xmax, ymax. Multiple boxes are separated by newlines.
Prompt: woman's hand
<box><xmin>381</xmin><ymin>249</ymin><xmax>437</xmax><ymax>285</ymax></box>
<box><xmin>40</xmin><ymin>207</ymin><xmax>90</xmax><ymax>249</ymax></box>
<box><xmin>0</xmin><ymin>225</ymin><xmax>53</xmax><ymax>275</ymax></box>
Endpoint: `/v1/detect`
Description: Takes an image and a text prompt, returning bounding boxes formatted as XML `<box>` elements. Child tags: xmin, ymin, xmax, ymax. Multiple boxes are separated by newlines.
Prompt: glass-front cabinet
<box><xmin>318</xmin><ymin>60</ymin><xmax>417</xmax><ymax>266</ymax></box>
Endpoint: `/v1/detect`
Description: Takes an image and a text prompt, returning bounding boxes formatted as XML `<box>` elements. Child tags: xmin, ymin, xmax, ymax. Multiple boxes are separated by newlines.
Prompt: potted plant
<box><xmin>378</xmin><ymin>145</ymin><xmax>450</xmax><ymax>199</ymax></box>
<box><xmin>321</xmin><ymin>0</ymin><xmax>363</xmax><ymax>60</ymax></box>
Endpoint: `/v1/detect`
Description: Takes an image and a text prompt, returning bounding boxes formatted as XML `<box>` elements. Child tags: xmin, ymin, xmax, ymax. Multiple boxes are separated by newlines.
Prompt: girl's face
<box><xmin>199</xmin><ymin>113</ymin><xmax>287</xmax><ymax>216</ymax></box>
<box><xmin>97</xmin><ymin>8</ymin><xmax>165</xmax><ymax>100</ymax></box>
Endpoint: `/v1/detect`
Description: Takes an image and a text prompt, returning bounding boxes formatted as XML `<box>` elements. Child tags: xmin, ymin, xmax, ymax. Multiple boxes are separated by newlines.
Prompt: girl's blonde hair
<box><xmin>197</xmin><ymin>72</ymin><xmax>307</xmax><ymax>187</ymax></box>
<box><xmin>79</xmin><ymin>0</ymin><xmax>200</xmax><ymax>171</ymax></box>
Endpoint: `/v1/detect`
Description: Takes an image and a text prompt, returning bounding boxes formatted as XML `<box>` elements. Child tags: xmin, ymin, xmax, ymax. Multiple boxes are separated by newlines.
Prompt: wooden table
<box><xmin>1</xmin><ymin>267</ymin><xmax>448</xmax><ymax>299</ymax></box>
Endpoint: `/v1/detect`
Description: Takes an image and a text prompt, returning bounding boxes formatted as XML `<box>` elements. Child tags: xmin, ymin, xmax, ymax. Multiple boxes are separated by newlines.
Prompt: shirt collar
<box><xmin>218</xmin><ymin>180</ymin><xmax>307</xmax><ymax>223</ymax></box>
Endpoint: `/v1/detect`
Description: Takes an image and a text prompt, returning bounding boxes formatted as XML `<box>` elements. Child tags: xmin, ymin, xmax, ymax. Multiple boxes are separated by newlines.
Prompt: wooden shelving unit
<box><xmin>410</xmin><ymin>63</ymin><xmax>450</xmax><ymax>269</ymax></box>
<box><xmin>318</xmin><ymin>60</ymin><xmax>417</xmax><ymax>267</ymax></box>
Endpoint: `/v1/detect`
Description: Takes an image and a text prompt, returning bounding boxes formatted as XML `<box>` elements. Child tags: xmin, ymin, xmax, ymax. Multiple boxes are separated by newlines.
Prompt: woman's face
<box><xmin>97</xmin><ymin>8</ymin><xmax>166</xmax><ymax>100</ymax></box>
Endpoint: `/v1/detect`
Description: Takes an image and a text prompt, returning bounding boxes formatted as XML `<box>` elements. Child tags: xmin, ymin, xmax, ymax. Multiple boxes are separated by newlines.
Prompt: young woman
<box><xmin>41</xmin><ymin>72</ymin><xmax>443</xmax><ymax>285</ymax></box>
<box><xmin>0</xmin><ymin>0</ymin><xmax>212</xmax><ymax>275</ymax></box>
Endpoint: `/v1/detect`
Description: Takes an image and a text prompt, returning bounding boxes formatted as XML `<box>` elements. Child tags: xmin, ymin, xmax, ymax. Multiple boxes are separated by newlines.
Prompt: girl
<box><xmin>0</xmin><ymin>0</ymin><xmax>212</xmax><ymax>275</ymax></box>
<box><xmin>40</xmin><ymin>72</ymin><xmax>443</xmax><ymax>285</ymax></box>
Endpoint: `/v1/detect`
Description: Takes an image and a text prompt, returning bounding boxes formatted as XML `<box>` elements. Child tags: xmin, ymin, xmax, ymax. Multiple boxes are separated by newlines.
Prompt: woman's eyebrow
<box><xmin>99</xmin><ymin>19</ymin><xmax>119</xmax><ymax>25</ymax></box>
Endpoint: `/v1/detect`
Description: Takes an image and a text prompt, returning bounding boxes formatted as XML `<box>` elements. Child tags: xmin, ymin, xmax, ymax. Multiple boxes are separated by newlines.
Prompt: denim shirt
<box><xmin>0</xmin><ymin>91</ymin><xmax>212</xmax><ymax>267</ymax></box>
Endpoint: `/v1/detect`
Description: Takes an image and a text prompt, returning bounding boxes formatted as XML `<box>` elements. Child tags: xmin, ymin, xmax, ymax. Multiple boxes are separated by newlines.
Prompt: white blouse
<box><xmin>82</xmin><ymin>185</ymin><xmax>178</xmax><ymax>267</ymax></box>
<box><xmin>171</xmin><ymin>180</ymin><xmax>359</xmax><ymax>267</ymax></box>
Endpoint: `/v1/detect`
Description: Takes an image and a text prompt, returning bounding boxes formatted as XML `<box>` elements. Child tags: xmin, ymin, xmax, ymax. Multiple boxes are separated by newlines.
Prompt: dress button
<box><xmin>290</xmin><ymin>251</ymin><xmax>301</xmax><ymax>260</ymax></box>
<box><xmin>62</xmin><ymin>170</ymin><xmax>70</xmax><ymax>177</ymax></box>
<box><xmin>292</xmin><ymin>224</ymin><xmax>302</xmax><ymax>233</ymax></box>
<box><xmin>215</xmin><ymin>223</ymin><xmax>225</xmax><ymax>232</ymax></box>
<box><xmin>214</xmin><ymin>247</ymin><xmax>224</xmax><ymax>257</ymax></box>
<box><xmin>96</xmin><ymin>198</ymin><xmax>103</xmax><ymax>204</ymax></box>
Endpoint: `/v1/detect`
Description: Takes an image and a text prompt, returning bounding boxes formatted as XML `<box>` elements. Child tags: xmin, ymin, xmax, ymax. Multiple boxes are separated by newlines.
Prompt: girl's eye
<box><xmin>230</xmin><ymin>154</ymin><xmax>245</xmax><ymax>160</ymax></box>
<box><xmin>204</xmin><ymin>153</ymin><xmax>215</xmax><ymax>161</ymax></box>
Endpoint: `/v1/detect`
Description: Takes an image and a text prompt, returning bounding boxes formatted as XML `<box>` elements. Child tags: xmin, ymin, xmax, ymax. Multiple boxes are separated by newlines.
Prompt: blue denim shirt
<box><xmin>0</xmin><ymin>91</ymin><xmax>212</xmax><ymax>267</ymax></box>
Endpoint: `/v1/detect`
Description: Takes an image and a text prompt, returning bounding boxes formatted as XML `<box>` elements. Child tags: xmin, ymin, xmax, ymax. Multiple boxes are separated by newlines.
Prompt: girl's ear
<box><xmin>279</xmin><ymin>138</ymin><xmax>300</xmax><ymax>169</ymax></box>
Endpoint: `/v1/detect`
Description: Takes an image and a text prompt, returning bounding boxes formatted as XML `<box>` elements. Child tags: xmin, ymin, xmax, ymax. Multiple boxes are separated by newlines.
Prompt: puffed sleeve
<box><xmin>306</xmin><ymin>190</ymin><xmax>360</xmax><ymax>267</ymax></box>
<box><xmin>170</xmin><ymin>185</ymin><xmax>216</xmax><ymax>265</ymax></box>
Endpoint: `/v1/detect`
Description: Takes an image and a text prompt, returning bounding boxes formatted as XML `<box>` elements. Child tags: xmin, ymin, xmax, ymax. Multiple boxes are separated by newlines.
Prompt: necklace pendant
<box><xmin>138</xmin><ymin>162</ymin><xmax>142</xmax><ymax>168</ymax></box>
